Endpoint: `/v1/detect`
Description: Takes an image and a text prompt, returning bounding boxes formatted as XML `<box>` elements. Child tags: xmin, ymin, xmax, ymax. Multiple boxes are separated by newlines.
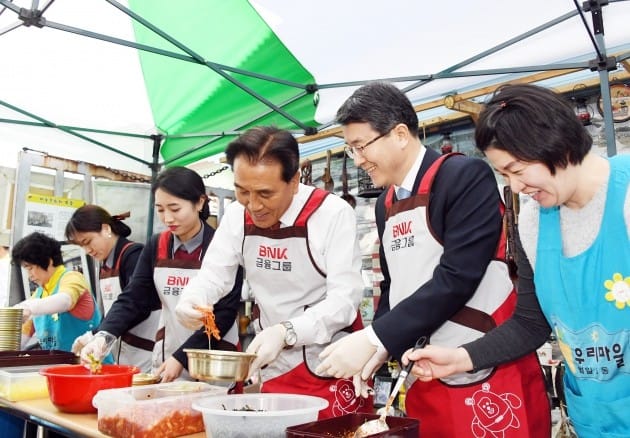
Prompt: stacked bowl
<box><xmin>0</xmin><ymin>308</ymin><xmax>23</xmax><ymax>351</ymax></box>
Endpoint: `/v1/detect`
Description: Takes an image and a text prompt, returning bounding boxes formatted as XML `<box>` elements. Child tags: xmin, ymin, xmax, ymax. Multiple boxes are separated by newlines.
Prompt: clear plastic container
<box><xmin>92</xmin><ymin>381</ymin><xmax>227</xmax><ymax>438</ymax></box>
<box><xmin>192</xmin><ymin>393</ymin><xmax>328</xmax><ymax>438</ymax></box>
<box><xmin>0</xmin><ymin>365</ymin><xmax>50</xmax><ymax>401</ymax></box>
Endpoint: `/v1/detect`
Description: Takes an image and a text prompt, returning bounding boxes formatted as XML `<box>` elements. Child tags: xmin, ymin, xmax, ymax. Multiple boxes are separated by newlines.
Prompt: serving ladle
<box><xmin>353</xmin><ymin>336</ymin><xmax>428</xmax><ymax>438</ymax></box>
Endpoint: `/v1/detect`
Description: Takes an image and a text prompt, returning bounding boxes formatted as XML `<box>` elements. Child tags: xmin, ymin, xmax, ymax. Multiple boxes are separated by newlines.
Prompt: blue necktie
<box><xmin>397</xmin><ymin>187</ymin><xmax>412</xmax><ymax>199</ymax></box>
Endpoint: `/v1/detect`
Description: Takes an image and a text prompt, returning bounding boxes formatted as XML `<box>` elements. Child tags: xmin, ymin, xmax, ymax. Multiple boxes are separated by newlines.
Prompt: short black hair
<box><xmin>225</xmin><ymin>126</ymin><xmax>299</xmax><ymax>183</ymax></box>
<box><xmin>12</xmin><ymin>232</ymin><xmax>63</xmax><ymax>269</ymax></box>
<box><xmin>475</xmin><ymin>83</ymin><xmax>592</xmax><ymax>174</ymax></box>
<box><xmin>336</xmin><ymin>81</ymin><xmax>419</xmax><ymax>137</ymax></box>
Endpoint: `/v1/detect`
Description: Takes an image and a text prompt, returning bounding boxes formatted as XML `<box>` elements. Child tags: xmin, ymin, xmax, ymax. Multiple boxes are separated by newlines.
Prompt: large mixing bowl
<box><xmin>193</xmin><ymin>393</ymin><xmax>329</xmax><ymax>438</ymax></box>
<box><xmin>40</xmin><ymin>364</ymin><xmax>138</xmax><ymax>413</ymax></box>
<box><xmin>184</xmin><ymin>349</ymin><xmax>256</xmax><ymax>382</ymax></box>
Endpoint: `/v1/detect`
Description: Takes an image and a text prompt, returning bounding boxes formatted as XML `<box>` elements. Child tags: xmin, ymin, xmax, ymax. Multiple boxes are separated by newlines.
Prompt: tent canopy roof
<box><xmin>1</xmin><ymin>0</ymin><xmax>629</xmax><ymax>176</ymax></box>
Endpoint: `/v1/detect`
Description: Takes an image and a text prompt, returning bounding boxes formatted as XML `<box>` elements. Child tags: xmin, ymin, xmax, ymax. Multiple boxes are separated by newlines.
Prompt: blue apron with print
<box><xmin>535</xmin><ymin>154</ymin><xmax>630</xmax><ymax>437</ymax></box>
<box><xmin>32</xmin><ymin>271</ymin><xmax>103</xmax><ymax>353</ymax></box>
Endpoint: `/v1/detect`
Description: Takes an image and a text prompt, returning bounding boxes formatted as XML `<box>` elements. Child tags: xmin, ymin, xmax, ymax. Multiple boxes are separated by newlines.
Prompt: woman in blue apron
<box><xmin>74</xmin><ymin>167</ymin><xmax>243</xmax><ymax>382</ymax></box>
<box><xmin>66</xmin><ymin>205</ymin><xmax>158</xmax><ymax>373</ymax></box>
<box><xmin>12</xmin><ymin>232</ymin><xmax>102</xmax><ymax>352</ymax></box>
<box><xmin>405</xmin><ymin>84</ymin><xmax>630</xmax><ymax>437</ymax></box>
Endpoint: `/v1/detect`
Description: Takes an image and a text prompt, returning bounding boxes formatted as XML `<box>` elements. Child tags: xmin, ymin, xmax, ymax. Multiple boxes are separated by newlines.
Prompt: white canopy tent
<box><xmin>0</xmin><ymin>0</ymin><xmax>628</xmax><ymax>174</ymax></box>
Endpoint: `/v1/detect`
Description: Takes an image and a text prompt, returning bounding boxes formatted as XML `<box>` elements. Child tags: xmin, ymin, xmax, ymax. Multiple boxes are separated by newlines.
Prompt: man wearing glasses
<box><xmin>316</xmin><ymin>82</ymin><xmax>550</xmax><ymax>437</ymax></box>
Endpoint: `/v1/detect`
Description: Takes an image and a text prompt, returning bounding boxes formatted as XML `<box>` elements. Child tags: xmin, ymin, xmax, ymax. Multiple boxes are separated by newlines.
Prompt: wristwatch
<box><xmin>280</xmin><ymin>321</ymin><xmax>297</xmax><ymax>348</ymax></box>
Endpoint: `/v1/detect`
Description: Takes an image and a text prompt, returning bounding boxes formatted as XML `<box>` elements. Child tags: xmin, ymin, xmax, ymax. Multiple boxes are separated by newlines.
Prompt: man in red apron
<box><xmin>316</xmin><ymin>82</ymin><xmax>550</xmax><ymax>437</ymax></box>
<box><xmin>176</xmin><ymin>126</ymin><xmax>372</xmax><ymax>419</ymax></box>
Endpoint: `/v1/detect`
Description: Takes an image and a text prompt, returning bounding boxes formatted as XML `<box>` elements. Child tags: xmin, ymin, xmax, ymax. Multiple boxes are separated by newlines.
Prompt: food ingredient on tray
<box><xmin>93</xmin><ymin>381</ymin><xmax>227</xmax><ymax>438</ymax></box>
<box><xmin>98</xmin><ymin>410</ymin><xmax>203</xmax><ymax>438</ymax></box>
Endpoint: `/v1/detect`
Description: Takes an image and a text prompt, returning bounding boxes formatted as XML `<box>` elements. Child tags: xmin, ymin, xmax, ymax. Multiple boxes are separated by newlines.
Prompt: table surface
<box><xmin>0</xmin><ymin>397</ymin><xmax>206</xmax><ymax>438</ymax></box>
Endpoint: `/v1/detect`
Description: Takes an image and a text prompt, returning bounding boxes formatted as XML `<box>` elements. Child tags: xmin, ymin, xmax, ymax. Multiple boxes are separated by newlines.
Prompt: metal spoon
<box><xmin>353</xmin><ymin>336</ymin><xmax>428</xmax><ymax>438</ymax></box>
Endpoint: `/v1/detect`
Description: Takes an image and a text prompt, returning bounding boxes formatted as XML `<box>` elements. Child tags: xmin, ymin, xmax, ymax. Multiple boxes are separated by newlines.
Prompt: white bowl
<box><xmin>192</xmin><ymin>393</ymin><xmax>328</xmax><ymax>438</ymax></box>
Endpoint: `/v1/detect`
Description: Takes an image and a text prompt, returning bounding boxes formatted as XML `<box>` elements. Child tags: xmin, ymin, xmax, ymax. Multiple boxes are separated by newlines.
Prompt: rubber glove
<box><xmin>71</xmin><ymin>331</ymin><xmax>94</xmax><ymax>356</ymax></box>
<box><xmin>245</xmin><ymin>324</ymin><xmax>285</xmax><ymax>380</ymax></box>
<box><xmin>352</xmin><ymin>374</ymin><xmax>375</xmax><ymax>399</ymax></box>
<box><xmin>156</xmin><ymin>356</ymin><xmax>183</xmax><ymax>383</ymax></box>
<box><xmin>175</xmin><ymin>292</ymin><xmax>210</xmax><ymax>330</ymax></box>
<box><xmin>360</xmin><ymin>345</ymin><xmax>389</xmax><ymax>381</ymax></box>
<box><xmin>79</xmin><ymin>331</ymin><xmax>116</xmax><ymax>366</ymax></box>
<box><xmin>316</xmin><ymin>329</ymin><xmax>375</xmax><ymax>378</ymax></box>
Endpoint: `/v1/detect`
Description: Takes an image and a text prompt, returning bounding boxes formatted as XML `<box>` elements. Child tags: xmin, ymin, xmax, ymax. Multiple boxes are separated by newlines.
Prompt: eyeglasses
<box><xmin>344</xmin><ymin>129</ymin><xmax>391</xmax><ymax>159</ymax></box>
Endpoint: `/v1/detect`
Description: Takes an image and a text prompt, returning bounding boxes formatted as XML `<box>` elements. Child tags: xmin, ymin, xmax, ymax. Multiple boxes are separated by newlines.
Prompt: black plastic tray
<box><xmin>286</xmin><ymin>413</ymin><xmax>419</xmax><ymax>437</ymax></box>
<box><xmin>0</xmin><ymin>350</ymin><xmax>78</xmax><ymax>367</ymax></box>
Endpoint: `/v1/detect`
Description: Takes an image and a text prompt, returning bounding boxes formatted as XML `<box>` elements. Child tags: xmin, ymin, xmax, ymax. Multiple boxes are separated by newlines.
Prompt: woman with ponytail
<box><xmin>66</xmin><ymin>205</ymin><xmax>157</xmax><ymax>373</ymax></box>
<box><xmin>73</xmin><ymin>167</ymin><xmax>243</xmax><ymax>382</ymax></box>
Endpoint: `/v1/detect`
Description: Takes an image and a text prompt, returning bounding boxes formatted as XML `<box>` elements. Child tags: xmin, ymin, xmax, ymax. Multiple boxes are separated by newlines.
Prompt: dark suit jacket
<box><xmin>372</xmin><ymin>148</ymin><xmax>504</xmax><ymax>360</ymax></box>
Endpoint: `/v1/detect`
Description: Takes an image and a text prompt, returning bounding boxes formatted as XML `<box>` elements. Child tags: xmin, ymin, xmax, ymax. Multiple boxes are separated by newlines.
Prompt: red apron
<box><xmin>263</xmin><ymin>363</ymin><xmax>373</xmax><ymax>420</ymax></box>
<box><xmin>383</xmin><ymin>154</ymin><xmax>550</xmax><ymax>437</ymax></box>
<box><xmin>243</xmin><ymin>187</ymin><xmax>372</xmax><ymax>419</ymax></box>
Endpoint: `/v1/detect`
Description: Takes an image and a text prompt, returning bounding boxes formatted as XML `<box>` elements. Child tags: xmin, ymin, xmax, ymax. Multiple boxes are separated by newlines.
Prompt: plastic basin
<box><xmin>40</xmin><ymin>364</ymin><xmax>138</xmax><ymax>413</ymax></box>
<box><xmin>192</xmin><ymin>393</ymin><xmax>328</xmax><ymax>438</ymax></box>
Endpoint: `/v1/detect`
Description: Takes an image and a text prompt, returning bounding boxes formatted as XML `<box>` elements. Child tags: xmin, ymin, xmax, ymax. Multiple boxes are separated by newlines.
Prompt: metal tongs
<box><xmin>353</xmin><ymin>336</ymin><xmax>428</xmax><ymax>438</ymax></box>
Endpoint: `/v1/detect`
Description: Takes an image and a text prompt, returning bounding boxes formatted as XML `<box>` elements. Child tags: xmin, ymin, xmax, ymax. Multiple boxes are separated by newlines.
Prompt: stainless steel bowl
<box><xmin>184</xmin><ymin>349</ymin><xmax>256</xmax><ymax>382</ymax></box>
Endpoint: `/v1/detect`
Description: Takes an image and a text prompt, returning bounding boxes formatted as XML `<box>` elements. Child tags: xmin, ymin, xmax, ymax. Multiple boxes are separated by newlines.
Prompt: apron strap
<box><xmin>121</xmin><ymin>332</ymin><xmax>155</xmax><ymax>351</ymax></box>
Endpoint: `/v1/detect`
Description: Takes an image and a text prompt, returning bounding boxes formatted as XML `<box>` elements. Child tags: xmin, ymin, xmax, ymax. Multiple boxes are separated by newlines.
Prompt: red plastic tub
<box><xmin>286</xmin><ymin>413</ymin><xmax>419</xmax><ymax>437</ymax></box>
<box><xmin>40</xmin><ymin>364</ymin><xmax>138</xmax><ymax>413</ymax></box>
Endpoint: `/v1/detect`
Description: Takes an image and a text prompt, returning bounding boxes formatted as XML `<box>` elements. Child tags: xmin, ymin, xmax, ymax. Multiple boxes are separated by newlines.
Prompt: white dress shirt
<box><xmin>182</xmin><ymin>183</ymin><xmax>364</xmax><ymax>345</ymax></box>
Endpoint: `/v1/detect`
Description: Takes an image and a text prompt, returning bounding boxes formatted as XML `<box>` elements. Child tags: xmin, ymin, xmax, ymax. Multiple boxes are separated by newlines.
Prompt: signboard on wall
<box><xmin>23</xmin><ymin>193</ymin><xmax>85</xmax><ymax>241</ymax></box>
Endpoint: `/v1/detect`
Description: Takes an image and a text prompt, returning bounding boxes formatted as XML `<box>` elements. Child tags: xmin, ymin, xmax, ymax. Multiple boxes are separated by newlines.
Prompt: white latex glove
<box><xmin>79</xmin><ymin>331</ymin><xmax>116</xmax><ymax>366</ymax></box>
<box><xmin>71</xmin><ymin>331</ymin><xmax>94</xmax><ymax>356</ymax></box>
<box><xmin>316</xmin><ymin>330</ymin><xmax>376</xmax><ymax>378</ymax></box>
<box><xmin>175</xmin><ymin>293</ymin><xmax>210</xmax><ymax>330</ymax></box>
<box><xmin>245</xmin><ymin>324</ymin><xmax>285</xmax><ymax>380</ymax></box>
<box><xmin>360</xmin><ymin>345</ymin><xmax>389</xmax><ymax>381</ymax></box>
<box><xmin>156</xmin><ymin>357</ymin><xmax>183</xmax><ymax>383</ymax></box>
<box><xmin>352</xmin><ymin>374</ymin><xmax>375</xmax><ymax>399</ymax></box>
